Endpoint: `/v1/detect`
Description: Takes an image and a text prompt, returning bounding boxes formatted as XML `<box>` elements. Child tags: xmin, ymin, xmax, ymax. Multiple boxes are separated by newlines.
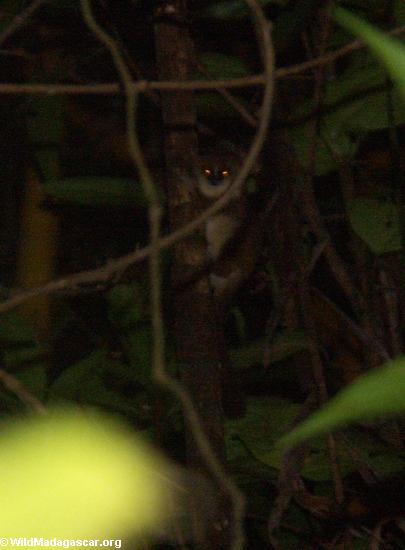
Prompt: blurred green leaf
<box><xmin>343</xmin><ymin>429</ymin><xmax>405</xmax><ymax>478</ymax></box>
<box><xmin>230</xmin><ymin>330</ymin><xmax>309</xmax><ymax>369</ymax></box>
<box><xmin>43</xmin><ymin>177</ymin><xmax>146</xmax><ymax>208</ymax></box>
<box><xmin>0</xmin><ymin>368</ymin><xmax>46</xmax><ymax>416</ymax></box>
<box><xmin>272</xmin><ymin>0</ymin><xmax>325</xmax><ymax>54</ymax></box>
<box><xmin>394</xmin><ymin>0</ymin><xmax>405</xmax><ymax>25</ymax></box>
<box><xmin>3</xmin><ymin>346</ymin><xmax>43</xmax><ymax>370</ymax></box>
<box><xmin>0</xmin><ymin>311</ymin><xmax>36</xmax><ymax>343</ymax></box>
<box><xmin>226</xmin><ymin>396</ymin><xmax>301</xmax><ymax>465</ymax></box>
<box><xmin>27</xmin><ymin>96</ymin><xmax>65</xmax><ymax>181</ymax></box>
<box><xmin>334</xmin><ymin>7</ymin><xmax>405</xmax><ymax>100</ymax></box>
<box><xmin>48</xmin><ymin>350</ymin><xmax>148</xmax><ymax>418</ymax></box>
<box><xmin>199</xmin><ymin>52</ymin><xmax>250</xmax><ymax>78</ymax></box>
<box><xmin>0</xmin><ymin>409</ymin><xmax>171</xmax><ymax>539</ymax></box>
<box><xmin>290</xmin><ymin>55</ymin><xmax>405</xmax><ymax>174</ymax></box>
<box><xmin>230</xmin><ymin>339</ymin><xmax>264</xmax><ymax>368</ymax></box>
<box><xmin>268</xmin><ymin>330</ymin><xmax>310</xmax><ymax>362</ymax></box>
<box><xmin>125</xmin><ymin>327</ymin><xmax>153</xmax><ymax>387</ymax></box>
<box><xmin>348</xmin><ymin>198</ymin><xmax>401</xmax><ymax>254</ymax></box>
<box><xmin>107</xmin><ymin>283</ymin><xmax>146</xmax><ymax>328</ymax></box>
<box><xmin>28</xmin><ymin>97</ymin><xmax>64</xmax><ymax>145</ymax></box>
<box><xmin>278</xmin><ymin>357</ymin><xmax>405</xmax><ymax>450</ymax></box>
<box><xmin>197</xmin><ymin>92</ymin><xmax>245</xmax><ymax>120</ymax></box>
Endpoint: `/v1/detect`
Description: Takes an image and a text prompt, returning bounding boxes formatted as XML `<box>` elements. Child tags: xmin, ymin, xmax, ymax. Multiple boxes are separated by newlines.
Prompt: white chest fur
<box><xmin>205</xmin><ymin>212</ymin><xmax>241</xmax><ymax>261</ymax></box>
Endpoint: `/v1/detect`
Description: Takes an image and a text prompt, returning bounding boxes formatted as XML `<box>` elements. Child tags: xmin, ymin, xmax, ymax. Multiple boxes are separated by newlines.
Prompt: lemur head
<box><xmin>192</xmin><ymin>151</ymin><xmax>245</xmax><ymax>261</ymax></box>
<box><xmin>196</xmin><ymin>151</ymin><xmax>240</xmax><ymax>199</ymax></box>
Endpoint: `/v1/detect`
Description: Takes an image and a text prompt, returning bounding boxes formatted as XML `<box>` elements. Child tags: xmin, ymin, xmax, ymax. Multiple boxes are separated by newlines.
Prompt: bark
<box><xmin>153</xmin><ymin>3</ymin><xmax>230</xmax><ymax>546</ymax></box>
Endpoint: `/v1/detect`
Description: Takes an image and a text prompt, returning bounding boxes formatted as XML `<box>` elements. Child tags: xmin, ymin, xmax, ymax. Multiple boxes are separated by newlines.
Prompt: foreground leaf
<box><xmin>278</xmin><ymin>357</ymin><xmax>405</xmax><ymax>449</ymax></box>
<box><xmin>334</xmin><ymin>7</ymin><xmax>405</xmax><ymax>100</ymax></box>
<box><xmin>0</xmin><ymin>409</ymin><xmax>172</xmax><ymax>540</ymax></box>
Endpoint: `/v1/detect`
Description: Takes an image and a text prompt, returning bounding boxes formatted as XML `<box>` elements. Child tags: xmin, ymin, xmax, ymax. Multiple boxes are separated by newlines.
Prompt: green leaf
<box><xmin>334</xmin><ymin>7</ymin><xmax>405</xmax><ymax>100</ymax></box>
<box><xmin>28</xmin><ymin>97</ymin><xmax>64</xmax><ymax>145</ymax></box>
<box><xmin>3</xmin><ymin>346</ymin><xmax>43</xmax><ymax>371</ymax></box>
<box><xmin>289</xmin><ymin>54</ymin><xmax>405</xmax><ymax>174</ymax></box>
<box><xmin>268</xmin><ymin>330</ymin><xmax>310</xmax><ymax>362</ymax></box>
<box><xmin>0</xmin><ymin>311</ymin><xmax>36</xmax><ymax>343</ymax></box>
<box><xmin>272</xmin><ymin>0</ymin><xmax>326</xmax><ymax>54</ymax></box>
<box><xmin>43</xmin><ymin>177</ymin><xmax>146</xmax><ymax>208</ymax></box>
<box><xmin>278</xmin><ymin>357</ymin><xmax>405</xmax><ymax>449</ymax></box>
<box><xmin>394</xmin><ymin>0</ymin><xmax>405</xmax><ymax>26</ymax></box>
<box><xmin>199</xmin><ymin>52</ymin><xmax>250</xmax><ymax>79</ymax></box>
<box><xmin>48</xmin><ymin>350</ymin><xmax>148</xmax><ymax>417</ymax></box>
<box><xmin>125</xmin><ymin>327</ymin><xmax>153</xmax><ymax>387</ymax></box>
<box><xmin>7</xmin><ymin>366</ymin><xmax>47</xmax><ymax>404</ymax></box>
<box><xmin>107</xmin><ymin>283</ymin><xmax>146</xmax><ymax>328</ymax></box>
<box><xmin>299</xmin><ymin>439</ymin><xmax>355</xmax><ymax>481</ymax></box>
<box><xmin>197</xmin><ymin>92</ymin><xmax>246</xmax><ymax>120</ymax></box>
<box><xmin>230</xmin><ymin>331</ymin><xmax>309</xmax><ymax>369</ymax></box>
<box><xmin>28</xmin><ymin>96</ymin><xmax>65</xmax><ymax>181</ymax></box>
<box><xmin>367</xmin><ymin>452</ymin><xmax>405</xmax><ymax>477</ymax></box>
<box><xmin>348</xmin><ymin>198</ymin><xmax>401</xmax><ymax>254</ymax></box>
<box><xmin>226</xmin><ymin>397</ymin><xmax>301</xmax><ymax>465</ymax></box>
<box><xmin>230</xmin><ymin>339</ymin><xmax>264</xmax><ymax>369</ymax></box>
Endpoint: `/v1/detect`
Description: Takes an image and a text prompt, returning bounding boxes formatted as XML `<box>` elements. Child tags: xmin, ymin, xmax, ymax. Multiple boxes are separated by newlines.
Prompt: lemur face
<box><xmin>197</xmin><ymin>165</ymin><xmax>233</xmax><ymax>199</ymax></box>
<box><xmin>197</xmin><ymin>152</ymin><xmax>240</xmax><ymax>199</ymax></box>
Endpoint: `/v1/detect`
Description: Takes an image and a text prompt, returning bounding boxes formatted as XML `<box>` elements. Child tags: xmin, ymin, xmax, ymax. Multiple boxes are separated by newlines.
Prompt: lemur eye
<box><xmin>204</xmin><ymin>168</ymin><xmax>212</xmax><ymax>177</ymax></box>
<box><xmin>221</xmin><ymin>170</ymin><xmax>230</xmax><ymax>178</ymax></box>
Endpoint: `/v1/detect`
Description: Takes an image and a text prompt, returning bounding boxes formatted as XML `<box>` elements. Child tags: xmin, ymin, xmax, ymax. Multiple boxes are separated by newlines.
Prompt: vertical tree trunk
<box><xmin>153</xmin><ymin>0</ymin><xmax>230</xmax><ymax>522</ymax></box>
<box><xmin>153</xmin><ymin>4</ymin><xmax>233</xmax><ymax>546</ymax></box>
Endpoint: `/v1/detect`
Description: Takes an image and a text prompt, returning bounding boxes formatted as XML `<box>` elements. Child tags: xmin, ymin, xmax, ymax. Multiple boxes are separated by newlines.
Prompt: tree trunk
<box><xmin>153</xmin><ymin>3</ymin><xmax>230</xmax><ymax>546</ymax></box>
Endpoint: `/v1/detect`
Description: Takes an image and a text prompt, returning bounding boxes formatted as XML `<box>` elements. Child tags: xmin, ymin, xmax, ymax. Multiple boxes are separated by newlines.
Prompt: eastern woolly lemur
<box><xmin>195</xmin><ymin>152</ymin><xmax>261</xmax><ymax>418</ymax></box>
<box><xmin>196</xmin><ymin>152</ymin><xmax>261</xmax><ymax>304</ymax></box>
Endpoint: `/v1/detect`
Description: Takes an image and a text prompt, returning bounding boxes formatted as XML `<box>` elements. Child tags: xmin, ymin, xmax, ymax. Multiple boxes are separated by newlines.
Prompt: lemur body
<box><xmin>196</xmin><ymin>153</ymin><xmax>260</xmax><ymax>303</ymax></box>
<box><xmin>193</xmin><ymin>152</ymin><xmax>262</xmax><ymax>417</ymax></box>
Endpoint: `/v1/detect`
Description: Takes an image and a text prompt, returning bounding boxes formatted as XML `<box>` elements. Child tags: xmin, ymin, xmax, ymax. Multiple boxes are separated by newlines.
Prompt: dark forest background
<box><xmin>0</xmin><ymin>0</ymin><xmax>405</xmax><ymax>548</ymax></box>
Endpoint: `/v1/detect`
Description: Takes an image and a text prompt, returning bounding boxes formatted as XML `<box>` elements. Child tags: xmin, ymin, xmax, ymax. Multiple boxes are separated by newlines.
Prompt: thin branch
<box><xmin>196</xmin><ymin>61</ymin><xmax>258</xmax><ymax>127</ymax></box>
<box><xmin>277</xmin><ymin>23</ymin><xmax>405</xmax><ymax>79</ymax></box>
<box><xmin>0</xmin><ymin>23</ymin><xmax>404</xmax><ymax>97</ymax></box>
<box><xmin>0</xmin><ymin>0</ymin><xmax>49</xmax><ymax>47</ymax></box>
<box><xmin>159</xmin><ymin>0</ymin><xmax>275</xmax><ymax>546</ymax></box>
<box><xmin>78</xmin><ymin>3</ymin><xmax>275</xmax><ymax>550</ymax></box>
<box><xmin>80</xmin><ymin>2</ymin><xmax>157</xmax><ymax>208</ymax></box>
<box><xmin>0</xmin><ymin>22</ymin><xmax>276</xmax><ymax>323</ymax></box>
<box><xmin>0</xmin><ymin>173</ymin><xmax>277</xmax><ymax>316</ymax></box>
<box><xmin>0</xmin><ymin>369</ymin><xmax>46</xmax><ymax>414</ymax></box>
<box><xmin>0</xmin><ymin>76</ymin><xmax>264</xmax><ymax>95</ymax></box>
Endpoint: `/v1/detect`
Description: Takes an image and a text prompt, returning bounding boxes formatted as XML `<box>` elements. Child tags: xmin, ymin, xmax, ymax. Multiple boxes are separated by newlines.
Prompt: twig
<box><xmin>277</xmin><ymin>24</ymin><xmax>405</xmax><ymax>79</ymax></box>
<box><xmin>79</xmin><ymin>2</ymin><xmax>274</xmax><ymax>550</ymax></box>
<box><xmin>311</xmin><ymin>288</ymin><xmax>390</xmax><ymax>362</ymax></box>
<box><xmin>155</xmin><ymin>1</ymin><xmax>275</xmax><ymax>548</ymax></box>
<box><xmin>0</xmin><ymin>0</ymin><xmax>49</xmax><ymax>47</ymax></box>
<box><xmin>0</xmin><ymin>135</ymin><xmax>277</xmax><ymax>314</ymax></box>
<box><xmin>0</xmin><ymin>79</ymin><xmax>264</xmax><ymax>95</ymax></box>
<box><xmin>0</xmin><ymin>369</ymin><xmax>46</xmax><ymax>414</ymax></box>
<box><xmin>0</xmin><ymin>24</ymin><xmax>404</xmax><ymax>97</ymax></box>
<box><xmin>0</xmin><ymin>23</ymin><xmax>276</xmax><ymax>326</ymax></box>
<box><xmin>196</xmin><ymin>61</ymin><xmax>258</xmax><ymax>127</ymax></box>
